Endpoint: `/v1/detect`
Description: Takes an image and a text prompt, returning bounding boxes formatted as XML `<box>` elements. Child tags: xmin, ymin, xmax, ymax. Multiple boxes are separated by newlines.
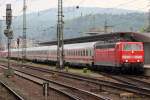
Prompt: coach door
<box><xmin>115</xmin><ymin>44</ymin><xmax>121</xmax><ymax>67</ymax></box>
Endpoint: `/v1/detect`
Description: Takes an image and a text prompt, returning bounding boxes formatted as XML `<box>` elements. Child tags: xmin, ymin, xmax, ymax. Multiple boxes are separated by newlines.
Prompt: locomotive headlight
<box><xmin>137</xmin><ymin>60</ymin><xmax>140</xmax><ymax>62</ymax></box>
<box><xmin>125</xmin><ymin>60</ymin><xmax>128</xmax><ymax>62</ymax></box>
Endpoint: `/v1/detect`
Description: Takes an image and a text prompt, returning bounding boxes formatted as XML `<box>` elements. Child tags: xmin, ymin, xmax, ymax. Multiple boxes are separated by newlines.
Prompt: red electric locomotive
<box><xmin>94</xmin><ymin>42</ymin><xmax>144</xmax><ymax>73</ymax></box>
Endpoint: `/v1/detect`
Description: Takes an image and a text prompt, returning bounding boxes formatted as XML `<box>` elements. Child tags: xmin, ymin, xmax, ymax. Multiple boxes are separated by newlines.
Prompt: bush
<box><xmin>83</xmin><ymin>68</ymin><xmax>88</xmax><ymax>73</ymax></box>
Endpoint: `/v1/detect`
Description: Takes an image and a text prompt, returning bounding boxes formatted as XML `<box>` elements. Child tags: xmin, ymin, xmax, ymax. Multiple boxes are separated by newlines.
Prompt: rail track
<box><xmin>0</xmin><ymin>65</ymin><xmax>111</xmax><ymax>100</ymax></box>
<box><xmin>122</xmin><ymin>76</ymin><xmax>150</xmax><ymax>89</ymax></box>
<box><xmin>0</xmin><ymin>79</ymin><xmax>24</xmax><ymax>100</ymax></box>
<box><xmin>21</xmin><ymin>64</ymin><xmax>150</xmax><ymax>96</ymax></box>
<box><xmin>99</xmin><ymin>72</ymin><xmax>150</xmax><ymax>94</ymax></box>
<box><xmin>1</xmin><ymin>62</ymin><xmax>150</xmax><ymax>98</ymax></box>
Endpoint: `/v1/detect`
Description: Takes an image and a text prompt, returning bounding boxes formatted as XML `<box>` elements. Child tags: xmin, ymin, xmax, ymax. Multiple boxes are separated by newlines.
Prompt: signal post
<box><xmin>4</xmin><ymin>4</ymin><xmax>14</xmax><ymax>77</ymax></box>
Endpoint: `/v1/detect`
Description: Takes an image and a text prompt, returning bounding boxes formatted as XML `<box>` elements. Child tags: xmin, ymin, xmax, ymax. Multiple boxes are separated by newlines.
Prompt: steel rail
<box><xmin>2</xmin><ymin>61</ymin><xmax>150</xmax><ymax>97</ymax></box>
<box><xmin>0</xmin><ymin>66</ymin><xmax>82</xmax><ymax>100</ymax></box>
<box><xmin>104</xmin><ymin>74</ymin><xmax>150</xmax><ymax>90</ymax></box>
<box><xmin>16</xmin><ymin>64</ymin><xmax>150</xmax><ymax>97</ymax></box>
<box><xmin>0</xmin><ymin>65</ymin><xmax>110</xmax><ymax>100</ymax></box>
<box><xmin>0</xmin><ymin>80</ymin><xmax>24</xmax><ymax>100</ymax></box>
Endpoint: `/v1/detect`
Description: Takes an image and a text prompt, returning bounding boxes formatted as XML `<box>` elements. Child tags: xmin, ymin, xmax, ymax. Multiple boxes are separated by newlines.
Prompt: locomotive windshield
<box><xmin>123</xmin><ymin>44</ymin><xmax>142</xmax><ymax>51</ymax></box>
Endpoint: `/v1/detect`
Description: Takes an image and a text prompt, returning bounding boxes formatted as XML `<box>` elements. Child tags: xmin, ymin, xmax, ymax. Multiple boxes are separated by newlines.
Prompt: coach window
<box><xmin>50</xmin><ymin>51</ymin><xmax>51</xmax><ymax>55</ymax></box>
<box><xmin>69</xmin><ymin>50</ymin><xmax>71</xmax><ymax>56</ymax></box>
<box><xmin>65</xmin><ymin>50</ymin><xmax>67</xmax><ymax>55</ymax></box>
<box><xmin>50</xmin><ymin>51</ymin><xmax>52</xmax><ymax>55</ymax></box>
<box><xmin>51</xmin><ymin>51</ymin><xmax>52</xmax><ymax>55</ymax></box>
<box><xmin>65</xmin><ymin>50</ymin><xmax>67</xmax><ymax>56</ymax></box>
<box><xmin>67</xmin><ymin>50</ymin><xmax>69</xmax><ymax>56</ymax></box>
<box><xmin>73</xmin><ymin>50</ymin><xmax>74</xmax><ymax>56</ymax></box>
<box><xmin>89</xmin><ymin>50</ymin><xmax>91</xmax><ymax>56</ymax></box>
<box><xmin>86</xmin><ymin>49</ymin><xmax>88</xmax><ymax>56</ymax></box>
<box><xmin>53</xmin><ymin>51</ymin><xmax>54</xmax><ymax>55</ymax></box>
<box><xmin>52</xmin><ymin>51</ymin><xmax>54</xmax><ymax>55</ymax></box>
<box><xmin>66</xmin><ymin>50</ymin><xmax>67</xmax><ymax>56</ymax></box>
<box><xmin>69</xmin><ymin>50</ymin><xmax>70</xmax><ymax>56</ymax></box>
<box><xmin>79</xmin><ymin>50</ymin><xmax>80</xmax><ymax>56</ymax></box>
<box><xmin>72</xmin><ymin>50</ymin><xmax>73</xmax><ymax>56</ymax></box>
<box><xmin>74</xmin><ymin>50</ymin><xmax>75</xmax><ymax>56</ymax></box>
<box><xmin>83</xmin><ymin>50</ymin><xmax>84</xmax><ymax>56</ymax></box>
<box><xmin>75</xmin><ymin>50</ymin><xmax>77</xmax><ymax>56</ymax></box>
<box><xmin>70</xmin><ymin>50</ymin><xmax>72</xmax><ymax>56</ymax></box>
<box><xmin>89</xmin><ymin>50</ymin><xmax>92</xmax><ymax>56</ymax></box>
<box><xmin>88</xmin><ymin>49</ymin><xmax>89</xmax><ymax>56</ymax></box>
<box><xmin>75</xmin><ymin>50</ymin><xmax>76</xmax><ymax>56</ymax></box>
<box><xmin>82</xmin><ymin>50</ymin><xmax>84</xmax><ymax>56</ymax></box>
<box><xmin>73</xmin><ymin>50</ymin><xmax>75</xmax><ymax>56</ymax></box>
<box><xmin>83</xmin><ymin>50</ymin><xmax>85</xmax><ymax>56</ymax></box>
<box><xmin>49</xmin><ymin>51</ymin><xmax>51</xmax><ymax>55</ymax></box>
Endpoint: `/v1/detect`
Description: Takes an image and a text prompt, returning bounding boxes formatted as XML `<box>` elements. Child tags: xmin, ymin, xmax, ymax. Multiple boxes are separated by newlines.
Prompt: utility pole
<box><xmin>57</xmin><ymin>0</ymin><xmax>64</xmax><ymax>69</ymax></box>
<box><xmin>104</xmin><ymin>19</ymin><xmax>113</xmax><ymax>33</ymax></box>
<box><xmin>147</xmin><ymin>9</ymin><xmax>150</xmax><ymax>32</ymax></box>
<box><xmin>22</xmin><ymin>0</ymin><xmax>27</xmax><ymax>64</ymax></box>
<box><xmin>104</xmin><ymin>19</ymin><xmax>107</xmax><ymax>33</ymax></box>
<box><xmin>17</xmin><ymin>38</ymin><xmax>20</xmax><ymax>63</ymax></box>
<box><xmin>145</xmin><ymin>1</ymin><xmax>150</xmax><ymax>32</ymax></box>
<box><xmin>0</xmin><ymin>20</ymin><xmax>3</xmax><ymax>50</ymax></box>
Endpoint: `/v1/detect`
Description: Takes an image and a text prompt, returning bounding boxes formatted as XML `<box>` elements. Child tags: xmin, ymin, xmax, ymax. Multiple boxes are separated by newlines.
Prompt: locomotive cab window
<box><xmin>123</xmin><ymin>44</ymin><xmax>142</xmax><ymax>51</ymax></box>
